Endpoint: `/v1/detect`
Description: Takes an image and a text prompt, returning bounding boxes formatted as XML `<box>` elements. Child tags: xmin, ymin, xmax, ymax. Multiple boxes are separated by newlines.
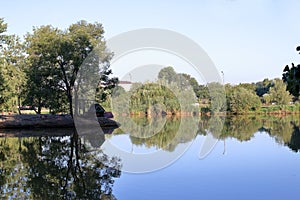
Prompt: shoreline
<box><xmin>0</xmin><ymin>114</ymin><xmax>120</xmax><ymax>129</ymax></box>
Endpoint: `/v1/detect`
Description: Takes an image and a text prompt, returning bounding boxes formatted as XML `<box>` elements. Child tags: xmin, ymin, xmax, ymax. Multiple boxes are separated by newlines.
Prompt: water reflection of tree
<box><xmin>221</xmin><ymin>116</ymin><xmax>260</xmax><ymax>141</ymax></box>
<box><xmin>262</xmin><ymin>117</ymin><xmax>295</xmax><ymax>144</ymax></box>
<box><xmin>113</xmin><ymin>115</ymin><xmax>300</xmax><ymax>154</ymax></box>
<box><xmin>129</xmin><ymin>116</ymin><xmax>198</xmax><ymax>152</ymax></box>
<box><xmin>0</xmin><ymin>137</ymin><xmax>31</xmax><ymax>199</ymax></box>
<box><xmin>0</xmin><ymin>132</ymin><xmax>121</xmax><ymax>199</ymax></box>
<box><xmin>288</xmin><ymin>122</ymin><xmax>300</xmax><ymax>152</ymax></box>
<box><xmin>260</xmin><ymin>116</ymin><xmax>300</xmax><ymax>152</ymax></box>
<box><xmin>197</xmin><ymin>116</ymin><xmax>259</xmax><ymax>142</ymax></box>
<box><xmin>197</xmin><ymin>115</ymin><xmax>300</xmax><ymax>153</ymax></box>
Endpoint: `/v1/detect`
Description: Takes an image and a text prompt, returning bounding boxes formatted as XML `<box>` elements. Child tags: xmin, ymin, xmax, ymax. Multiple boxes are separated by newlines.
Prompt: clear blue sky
<box><xmin>2</xmin><ymin>0</ymin><xmax>300</xmax><ymax>83</ymax></box>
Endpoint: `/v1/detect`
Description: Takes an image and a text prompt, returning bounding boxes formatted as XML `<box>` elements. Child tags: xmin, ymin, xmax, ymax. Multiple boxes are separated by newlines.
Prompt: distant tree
<box><xmin>158</xmin><ymin>66</ymin><xmax>177</xmax><ymax>84</ymax></box>
<box><xmin>255</xmin><ymin>78</ymin><xmax>274</xmax><ymax>97</ymax></box>
<box><xmin>227</xmin><ymin>86</ymin><xmax>261</xmax><ymax>114</ymax></box>
<box><xmin>129</xmin><ymin>83</ymin><xmax>180</xmax><ymax>114</ymax></box>
<box><xmin>197</xmin><ymin>85</ymin><xmax>209</xmax><ymax>100</ymax></box>
<box><xmin>268</xmin><ymin>79</ymin><xmax>292</xmax><ymax>105</ymax></box>
<box><xmin>262</xmin><ymin>93</ymin><xmax>271</xmax><ymax>105</ymax></box>
<box><xmin>237</xmin><ymin>82</ymin><xmax>256</xmax><ymax>92</ymax></box>
<box><xmin>207</xmin><ymin>82</ymin><xmax>227</xmax><ymax>112</ymax></box>
<box><xmin>111</xmin><ymin>85</ymin><xmax>126</xmax><ymax>97</ymax></box>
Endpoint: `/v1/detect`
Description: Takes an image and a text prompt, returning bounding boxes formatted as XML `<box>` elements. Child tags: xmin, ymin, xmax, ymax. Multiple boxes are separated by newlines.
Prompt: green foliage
<box><xmin>24</xmin><ymin>20</ymin><xmax>117</xmax><ymax>115</ymax></box>
<box><xmin>129</xmin><ymin>83</ymin><xmax>180</xmax><ymax>114</ymax></box>
<box><xmin>237</xmin><ymin>82</ymin><xmax>256</xmax><ymax>92</ymax></box>
<box><xmin>109</xmin><ymin>66</ymin><xmax>198</xmax><ymax>115</ymax></box>
<box><xmin>282</xmin><ymin>46</ymin><xmax>300</xmax><ymax>98</ymax></box>
<box><xmin>227</xmin><ymin>86</ymin><xmax>261</xmax><ymax>114</ymax></box>
<box><xmin>268</xmin><ymin>79</ymin><xmax>292</xmax><ymax>105</ymax></box>
<box><xmin>255</xmin><ymin>78</ymin><xmax>273</xmax><ymax>97</ymax></box>
<box><xmin>0</xmin><ymin>19</ymin><xmax>26</xmax><ymax>112</ymax></box>
<box><xmin>262</xmin><ymin>93</ymin><xmax>271</xmax><ymax>104</ymax></box>
<box><xmin>197</xmin><ymin>84</ymin><xmax>209</xmax><ymax>99</ymax></box>
<box><xmin>207</xmin><ymin>82</ymin><xmax>227</xmax><ymax>112</ymax></box>
<box><xmin>23</xmin><ymin>25</ymin><xmax>63</xmax><ymax>113</ymax></box>
<box><xmin>158</xmin><ymin>66</ymin><xmax>177</xmax><ymax>84</ymax></box>
<box><xmin>0</xmin><ymin>18</ymin><xmax>7</xmax><ymax>42</ymax></box>
<box><xmin>282</xmin><ymin>63</ymin><xmax>300</xmax><ymax>98</ymax></box>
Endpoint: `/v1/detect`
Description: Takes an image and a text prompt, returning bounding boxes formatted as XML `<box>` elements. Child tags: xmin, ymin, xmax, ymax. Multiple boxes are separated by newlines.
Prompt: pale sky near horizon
<box><xmin>2</xmin><ymin>0</ymin><xmax>300</xmax><ymax>84</ymax></box>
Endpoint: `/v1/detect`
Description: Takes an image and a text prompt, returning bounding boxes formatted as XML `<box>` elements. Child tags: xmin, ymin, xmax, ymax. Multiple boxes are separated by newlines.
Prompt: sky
<box><xmin>2</xmin><ymin>0</ymin><xmax>300</xmax><ymax>84</ymax></box>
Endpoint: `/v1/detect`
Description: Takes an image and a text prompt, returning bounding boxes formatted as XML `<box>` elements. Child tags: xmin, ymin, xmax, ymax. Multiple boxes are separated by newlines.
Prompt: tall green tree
<box><xmin>207</xmin><ymin>82</ymin><xmax>227</xmax><ymax>112</ymax></box>
<box><xmin>24</xmin><ymin>25</ymin><xmax>64</xmax><ymax>114</ymax></box>
<box><xmin>0</xmin><ymin>19</ymin><xmax>9</xmax><ymax>110</ymax></box>
<box><xmin>282</xmin><ymin>63</ymin><xmax>300</xmax><ymax>98</ymax></box>
<box><xmin>25</xmin><ymin>20</ymin><xmax>117</xmax><ymax>115</ymax></box>
<box><xmin>0</xmin><ymin>19</ymin><xmax>26</xmax><ymax>112</ymax></box>
<box><xmin>268</xmin><ymin>79</ymin><xmax>292</xmax><ymax>105</ymax></box>
<box><xmin>227</xmin><ymin>86</ymin><xmax>261</xmax><ymax>114</ymax></box>
<box><xmin>282</xmin><ymin>46</ymin><xmax>300</xmax><ymax>98</ymax></box>
<box><xmin>158</xmin><ymin>66</ymin><xmax>178</xmax><ymax>84</ymax></box>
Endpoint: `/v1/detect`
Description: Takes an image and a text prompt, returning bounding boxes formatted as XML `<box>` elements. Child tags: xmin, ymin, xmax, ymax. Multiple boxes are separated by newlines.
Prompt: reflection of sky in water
<box><xmin>113</xmin><ymin>132</ymin><xmax>300</xmax><ymax>200</ymax></box>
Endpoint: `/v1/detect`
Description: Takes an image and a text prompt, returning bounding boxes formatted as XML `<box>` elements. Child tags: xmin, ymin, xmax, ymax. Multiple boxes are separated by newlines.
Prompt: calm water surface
<box><xmin>1</xmin><ymin>116</ymin><xmax>300</xmax><ymax>199</ymax></box>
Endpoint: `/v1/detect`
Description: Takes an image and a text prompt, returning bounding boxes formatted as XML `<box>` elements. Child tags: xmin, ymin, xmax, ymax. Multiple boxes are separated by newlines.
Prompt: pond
<box><xmin>1</xmin><ymin>115</ymin><xmax>300</xmax><ymax>199</ymax></box>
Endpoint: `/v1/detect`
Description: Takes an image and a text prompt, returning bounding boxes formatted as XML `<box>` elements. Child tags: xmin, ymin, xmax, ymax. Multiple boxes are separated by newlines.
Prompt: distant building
<box><xmin>118</xmin><ymin>81</ymin><xmax>132</xmax><ymax>91</ymax></box>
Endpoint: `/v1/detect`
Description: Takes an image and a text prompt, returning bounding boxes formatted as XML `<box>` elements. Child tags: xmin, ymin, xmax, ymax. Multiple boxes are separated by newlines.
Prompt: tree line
<box><xmin>1</xmin><ymin>18</ymin><xmax>300</xmax><ymax>116</ymax></box>
<box><xmin>110</xmin><ymin>65</ymin><xmax>299</xmax><ymax>115</ymax></box>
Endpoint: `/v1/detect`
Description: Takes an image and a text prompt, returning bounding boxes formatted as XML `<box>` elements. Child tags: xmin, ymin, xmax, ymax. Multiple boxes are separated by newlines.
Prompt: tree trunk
<box><xmin>36</xmin><ymin>97</ymin><xmax>41</xmax><ymax>114</ymax></box>
<box><xmin>74</xmin><ymin>89</ymin><xmax>79</xmax><ymax>116</ymax></box>
<box><xmin>68</xmin><ymin>92</ymin><xmax>73</xmax><ymax>118</ymax></box>
<box><xmin>37</xmin><ymin>106</ymin><xmax>41</xmax><ymax>114</ymax></box>
<box><xmin>17</xmin><ymin>96</ymin><xmax>21</xmax><ymax>115</ymax></box>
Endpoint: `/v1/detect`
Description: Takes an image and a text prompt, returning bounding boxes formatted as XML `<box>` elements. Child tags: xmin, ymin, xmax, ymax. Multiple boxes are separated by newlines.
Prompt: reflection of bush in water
<box><xmin>262</xmin><ymin>116</ymin><xmax>300</xmax><ymax>152</ymax></box>
<box><xmin>197</xmin><ymin>115</ymin><xmax>300</xmax><ymax>153</ymax></box>
<box><xmin>262</xmin><ymin>116</ymin><xmax>299</xmax><ymax>144</ymax></box>
<box><xmin>222</xmin><ymin>116</ymin><xmax>261</xmax><ymax>141</ymax></box>
<box><xmin>119</xmin><ymin>116</ymin><xmax>166</xmax><ymax>138</ymax></box>
<box><xmin>129</xmin><ymin>117</ymin><xmax>198</xmax><ymax>152</ymax></box>
<box><xmin>116</xmin><ymin>115</ymin><xmax>300</xmax><ymax>153</ymax></box>
<box><xmin>197</xmin><ymin>116</ymin><xmax>260</xmax><ymax>141</ymax></box>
